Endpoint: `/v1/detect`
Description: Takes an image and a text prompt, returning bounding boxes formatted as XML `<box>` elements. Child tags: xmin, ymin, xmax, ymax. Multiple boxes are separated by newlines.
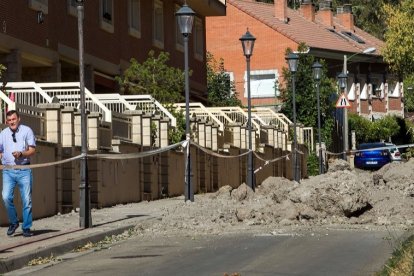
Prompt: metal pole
<box><xmin>184</xmin><ymin>34</ymin><xmax>193</xmax><ymax>202</ymax></box>
<box><xmin>77</xmin><ymin>3</ymin><xmax>91</xmax><ymax>228</ymax></box>
<box><xmin>292</xmin><ymin>73</ymin><xmax>300</xmax><ymax>182</ymax></box>
<box><xmin>343</xmin><ymin>55</ymin><xmax>348</xmax><ymax>160</ymax></box>
<box><xmin>246</xmin><ymin>56</ymin><xmax>254</xmax><ymax>190</ymax></box>
<box><xmin>316</xmin><ymin>81</ymin><xmax>323</xmax><ymax>174</ymax></box>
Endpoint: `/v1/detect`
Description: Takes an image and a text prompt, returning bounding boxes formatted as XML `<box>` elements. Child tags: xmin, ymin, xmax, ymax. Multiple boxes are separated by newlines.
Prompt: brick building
<box><xmin>0</xmin><ymin>0</ymin><xmax>225</xmax><ymax>101</ymax></box>
<box><xmin>206</xmin><ymin>0</ymin><xmax>404</xmax><ymax>119</ymax></box>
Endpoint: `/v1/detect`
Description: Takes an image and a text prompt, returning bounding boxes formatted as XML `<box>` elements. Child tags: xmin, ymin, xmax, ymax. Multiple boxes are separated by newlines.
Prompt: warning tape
<box><xmin>0</xmin><ymin>140</ymin><xmax>314</xmax><ymax>170</ymax></box>
<box><xmin>0</xmin><ymin>154</ymin><xmax>83</xmax><ymax>170</ymax></box>
<box><xmin>190</xmin><ymin>141</ymin><xmax>251</xmax><ymax>158</ymax></box>
<box><xmin>89</xmin><ymin>141</ymin><xmax>186</xmax><ymax>160</ymax></box>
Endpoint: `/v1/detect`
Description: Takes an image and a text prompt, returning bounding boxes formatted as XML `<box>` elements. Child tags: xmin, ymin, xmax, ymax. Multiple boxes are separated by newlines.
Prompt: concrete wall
<box><xmin>0</xmin><ymin>102</ymin><xmax>308</xmax><ymax>224</ymax></box>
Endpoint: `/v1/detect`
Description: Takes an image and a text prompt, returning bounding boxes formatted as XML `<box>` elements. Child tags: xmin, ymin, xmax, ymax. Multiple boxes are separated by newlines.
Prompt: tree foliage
<box><xmin>404</xmin><ymin>75</ymin><xmax>414</xmax><ymax>112</ymax></box>
<box><xmin>206</xmin><ymin>52</ymin><xmax>241</xmax><ymax>107</ymax></box>
<box><xmin>116</xmin><ymin>50</ymin><xmax>187</xmax><ymax>144</ymax></box>
<box><xmin>382</xmin><ymin>0</ymin><xmax>414</xmax><ymax>77</ymax></box>
<box><xmin>280</xmin><ymin>43</ymin><xmax>337</xmax><ymax>148</ymax></box>
<box><xmin>116</xmin><ymin>50</ymin><xmax>184</xmax><ymax>104</ymax></box>
<box><xmin>348</xmin><ymin>113</ymin><xmax>400</xmax><ymax>145</ymax></box>
<box><xmin>0</xmin><ymin>64</ymin><xmax>5</xmax><ymax>79</ymax></box>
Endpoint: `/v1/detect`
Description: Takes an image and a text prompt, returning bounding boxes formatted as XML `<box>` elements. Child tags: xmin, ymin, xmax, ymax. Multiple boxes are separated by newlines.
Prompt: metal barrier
<box><xmin>112</xmin><ymin>112</ymin><xmax>132</xmax><ymax>141</ymax></box>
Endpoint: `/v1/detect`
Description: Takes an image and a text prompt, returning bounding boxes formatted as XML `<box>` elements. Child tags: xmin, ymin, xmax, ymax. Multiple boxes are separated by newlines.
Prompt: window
<box><xmin>245</xmin><ymin>70</ymin><xmax>279</xmax><ymax>98</ymax></box>
<box><xmin>341</xmin><ymin>31</ymin><xmax>365</xmax><ymax>44</ymax></box>
<box><xmin>128</xmin><ymin>0</ymin><xmax>141</xmax><ymax>38</ymax></box>
<box><xmin>100</xmin><ymin>0</ymin><xmax>114</xmax><ymax>33</ymax></box>
<box><xmin>153</xmin><ymin>0</ymin><xmax>164</xmax><ymax>49</ymax></box>
<box><xmin>389</xmin><ymin>82</ymin><xmax>401</xmax><ymax>97</ymax></box>
<box><xmin>175</xmin><ymin>4</ymin><xmax>184</xmax><ymax>51</ymax></box>
<box><xmin>370</xmin><ymin>74</ymin><xmax>384</xmax><ymax>98</ymax></box>
<box><xmin>29</xmin><ymin>0</ymin><xmax>48</xmax><ymax>14</ymax></box>
<box><xmin>193</xmin><ymin>17</ymin><xmax>204</xmax><ymax>61</ymax></box>
<box><xmin>226</xmin><ymin>72</ymin><xmax>235</xmax><ymax>95</ymax></box>
<box><xmin>327</xmin><ymin>28</ymin><xmax>348</xmax><ymax>41</ymax></box>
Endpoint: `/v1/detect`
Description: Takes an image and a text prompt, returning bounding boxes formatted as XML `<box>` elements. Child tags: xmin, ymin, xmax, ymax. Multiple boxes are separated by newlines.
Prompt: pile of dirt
<box><xmin>135</xmin><ymin>159</ymin><xmax>414</xmax><ymax>237</ymax></box>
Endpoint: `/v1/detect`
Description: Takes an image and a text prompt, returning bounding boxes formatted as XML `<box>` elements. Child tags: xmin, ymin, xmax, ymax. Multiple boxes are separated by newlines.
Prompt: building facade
<box><xmin>206</xmin><ymin>0</ymin><xmax>403</xmax><ymax>119</ymax></box>
<box><xmin>0</xmin><ymin>0</ymin><xmax>225</xmax><ymax>101</ymax></box>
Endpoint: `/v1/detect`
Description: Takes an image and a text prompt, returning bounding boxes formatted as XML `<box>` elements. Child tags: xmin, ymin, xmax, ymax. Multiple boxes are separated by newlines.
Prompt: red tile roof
<box><xmin>228</xmin><ymin>0</ymin><xmax>384</xmax><ymax>55</ymax></box>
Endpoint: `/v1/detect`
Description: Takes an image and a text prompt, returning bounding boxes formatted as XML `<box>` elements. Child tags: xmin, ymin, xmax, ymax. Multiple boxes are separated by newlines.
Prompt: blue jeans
<box><xmin>2</xmin><ymin>169</ymin><xmax>33</xmax><ymax>230</ymax></box>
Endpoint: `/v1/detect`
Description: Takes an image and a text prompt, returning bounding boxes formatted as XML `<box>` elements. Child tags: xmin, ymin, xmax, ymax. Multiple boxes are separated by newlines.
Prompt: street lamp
<box><xmin>286</xmin><ymin>53</ymin><xmax>300</xmax><ymax>183</ymax></box>
<box><xmin>342</xmin><ymin>47</ymin><xmax>376</xmax><ymax>161</ymax></box>
<box><xmin>312</xmin><ymin>61</ymin><xmax>323</xmax><ymax>174</ymax></box>
<box><xmin>76</xmin><ymin>0</ymin><xmax>91</xmax><ymax>228</ymax></box>
<box><xmin>240</xmin><ymin>29</ymin><xmax>256</xmax><ymax>191</ymax></box>
<box><xmin>176</xmin><ymin>4</ymin><xmax>195</xmax><ymax>202</ymax></box>
<box><xmin>338</xmin><ymin>72</ymin><xmax>348</xmax><ymax>160</ymax></box>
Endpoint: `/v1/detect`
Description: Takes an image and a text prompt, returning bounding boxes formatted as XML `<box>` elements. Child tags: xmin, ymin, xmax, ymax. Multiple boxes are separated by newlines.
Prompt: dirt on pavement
<box><xmin>130</xmin><ymin>159</ymin><xmax>414</xmax><ymax>238</ymax></box>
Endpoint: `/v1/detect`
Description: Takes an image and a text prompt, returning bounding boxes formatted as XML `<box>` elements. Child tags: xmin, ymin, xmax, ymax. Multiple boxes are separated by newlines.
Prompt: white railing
<box><xmin>94</xmin><ymin>93</ymin><xmax>135</xmax><ymax>114</ymax></box>
<box><xmin>302</xmin><ymin>127</ymin><xmax>314</xmax><ymax>152</ymax></box>
<box><xmin>2</xmin><ymin>82</ymin><xmax>112</xmax><ymax>123</ymax></box>
<box><xmin>174</xmin><ymin>103</ymin><xmax>224</xmax><ymax>131</ymax></box>
<box><xmin>38</xmin><ymin>82</ymin><xmax>112</xmax><ymax>122</ymax></box>
<box><xmin>251</xmin><ymin>107</ymin><xmax>291</xmax><ymax>132</ymax></box>
<box><xmin>122</xmin><ymin>95</ymin><xmax>176</xmax><ymax>127</ymax></box>
<box><xmin>209</xmin><ymin>106</ymin><xmax>261</xmax><ymax>131</ymax></box>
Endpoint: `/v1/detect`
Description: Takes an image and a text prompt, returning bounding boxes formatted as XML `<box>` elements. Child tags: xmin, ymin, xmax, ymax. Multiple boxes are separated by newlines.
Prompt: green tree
<box><xmin>116</xmin><ymin>50</ymin><xmax>186</xmax><ymax>144</ymax></box>
<box><xmin>404</xmin><ymin>75</ymin><xmax>414</xmax><ymax>112</ymax></box>
<box><xmin>382</xmin><ymin>0</ymin><xmax>414</xmax><ymax>76</ymax></box>
<box><xmin>206</xmin><ymin>52</ymin><xmax>241</xmax><ymax>107</ymax></box>
<box><xmin>0</xmin><ymin>64</ymin><xmax>5</xmax><ymax>79</ymax></box>
<box><xmin>348</xmin><ymin>113</ymin><xmax>371</xmax><ymax>144</ymax></box>
<box><xmin>280</xmin><ymin>43</ymin><xmax>336</xmax><ymax>148</ymax></box>
<box><xmin>348</xmin><ymin>113</ymin><xmax>400</xmax><ymax>144</ymax></box>
<box><xmin>116</xmin><ymin>50</ymin><xmax>184</xmax><ymax>104</ymax></box>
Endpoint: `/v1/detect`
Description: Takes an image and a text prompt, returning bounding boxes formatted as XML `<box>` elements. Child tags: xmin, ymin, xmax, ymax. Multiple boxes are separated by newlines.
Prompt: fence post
<box><xmin>61</xmin><ymin>107</ymin><xmax>76</xmax><ymax>147</ymax></box>
<box><xmin>37</xmin><ymin>102</ymin><xmax>63</xmax><ymax>144</ymax></box>
<box><xmin>124</xmin><ymin>110</ymin><xmax>142</xmax><ymax>145</ymax></box>
<box><xmin>141</xmin><ymin>113</ymin><xmax>152</xmax><ymax>147</ymax></box>
<box><xmin>159</xmin><ymin>117</ymin><xmax>169</xmax><ymax>147</ymax></box>
<box><xmin>87</xmin><ymin>112</ymin><xmax>101</xmax><ymax>151</ymax></box>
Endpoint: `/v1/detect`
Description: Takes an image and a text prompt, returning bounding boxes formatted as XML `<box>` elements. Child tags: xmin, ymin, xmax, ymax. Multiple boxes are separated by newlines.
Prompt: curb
<box><xmin>0</xmin><ymin>224</ymin><xmax>134</xmax><ymax>274</ymax></box>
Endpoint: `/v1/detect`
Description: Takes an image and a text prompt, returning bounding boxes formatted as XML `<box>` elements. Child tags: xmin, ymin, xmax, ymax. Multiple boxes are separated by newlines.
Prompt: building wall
<box><xmin>206</xmin><ymin>4</ymin><xmax>297</xmax><ymax>107</ymax></box>
<box><xmin>0</xmin><ymin>0</ymin><xmax>208</xmax><ymax>100</ymax></box>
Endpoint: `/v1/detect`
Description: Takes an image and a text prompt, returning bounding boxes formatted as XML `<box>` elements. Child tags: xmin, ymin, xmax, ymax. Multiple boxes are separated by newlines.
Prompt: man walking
<box><xmin>0</xmin><ymin>110</ymin><xmax>36</xmax><ymax>237</ymax></box>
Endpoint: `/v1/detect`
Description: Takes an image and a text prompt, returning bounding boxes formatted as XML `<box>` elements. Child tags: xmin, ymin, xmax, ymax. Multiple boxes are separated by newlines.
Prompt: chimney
<box><xmin>300</xmin><ymin>0</ymin><xmax>315</xmax><ymax>22</ymax></box>
<box><xmin>316</xmin><ymin>1</ymin><xmax>333</xmax><ymax>27</ymax></box>
<box><xmin>336</xmin><ymin>4</ymin><xmax>354</xmax><ymax>31</ymax></box>
<box><xmin>274</xmin><ymin>0</ymin><xmax>287</xmax><ymax>22</ymax></box>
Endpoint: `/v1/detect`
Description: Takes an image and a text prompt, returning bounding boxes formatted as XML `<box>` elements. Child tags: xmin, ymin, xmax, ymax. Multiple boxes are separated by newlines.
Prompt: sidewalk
<box><xmin>0</xmin><ymin>201</ymin><xmax>166</xmax><ymax>274</ymax></box>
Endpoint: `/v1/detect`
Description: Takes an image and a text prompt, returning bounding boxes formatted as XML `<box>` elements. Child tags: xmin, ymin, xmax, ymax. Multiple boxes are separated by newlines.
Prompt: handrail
<box><xmin>122</xmin><ymin>94</ymin><xmax>176</xmax><ymax>127</ymax></box>
<box><xmin>174</xmin><ymin>102</ymin><xmax>224</xmax><ymax>131</ymax></box>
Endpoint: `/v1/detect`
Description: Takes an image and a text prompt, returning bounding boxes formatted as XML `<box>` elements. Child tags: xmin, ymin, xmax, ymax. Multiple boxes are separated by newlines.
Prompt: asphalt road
<box><xmin>9</xmin><ymin>229</ymin><xmax>400</xmax><ymax>276</ymax></box>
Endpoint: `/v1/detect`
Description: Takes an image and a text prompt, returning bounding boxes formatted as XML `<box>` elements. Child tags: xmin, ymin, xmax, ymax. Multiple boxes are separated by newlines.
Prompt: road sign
<box><xmin>336</xmin><ymin>93</ymin><xmax>351</xmax><ymax>108</ymax></box>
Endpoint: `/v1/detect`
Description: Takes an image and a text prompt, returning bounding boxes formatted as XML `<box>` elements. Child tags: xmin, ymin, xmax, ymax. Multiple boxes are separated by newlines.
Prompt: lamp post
<box><xmin>76</xmin><ymin>0</ymin><xmax>91</xmax><ymax>228</ymax></box>
<box><xmin>312</xmin><ymin>61</ymin><xmax>323</xmax><ymax>174</ymax></box>
<box><xmin>240</xmin><ymin>29</ymin><xmax>256</xmax><ymax>190</ymax></box>
<box><xmin>338</xmin><ymin>72</ymin><xmax>348</xmax><ymax>160</ymax></box>
<box><xmin>176</xmin><ymin>4</ymin><xmax>195</xmax><ymax>202</ymax></box>
<box><xmin>286</xmin><ymin>53</ymin><xmax>300</xmax><ymax>183</ymax></box>
<box><xmin>342</xmin><ymin>47</ymin><xmax>376</xmax><ymax>161</ymax></box>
